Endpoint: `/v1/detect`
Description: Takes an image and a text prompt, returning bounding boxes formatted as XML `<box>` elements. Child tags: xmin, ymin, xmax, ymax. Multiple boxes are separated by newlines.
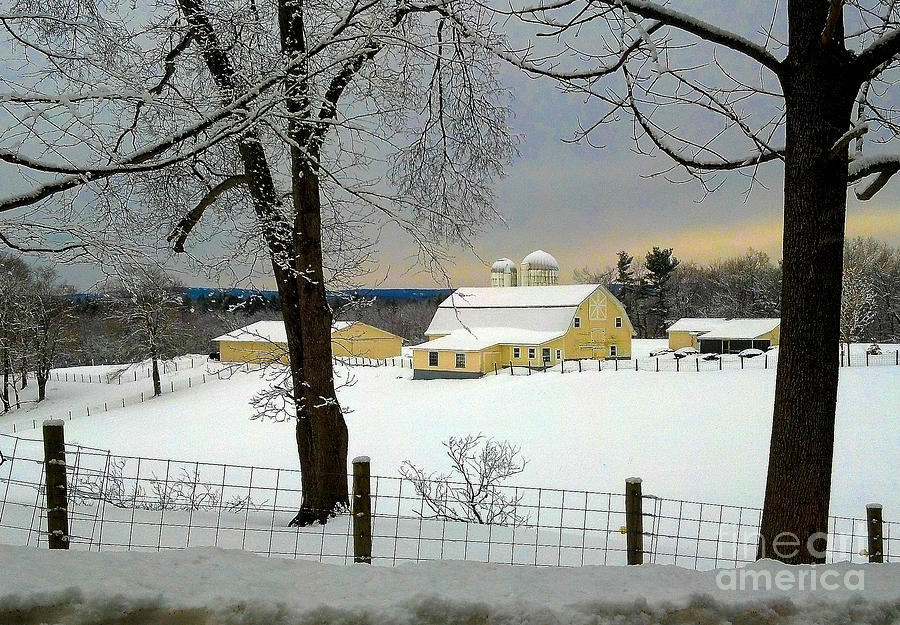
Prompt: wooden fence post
<box><xmin>614</xmin><ymin>358</ymin><xmax>618</xmax><ymax>371</ymax></box>
<box><xmin>352</xmin><ymin>456</ymin><xmax>372</xmax><ymax>564</ymax></box>
<box><xmin>676</xmin><ymin>358</ymin><xmax>680</xmax><ymax>372</ymax></box>
<box><xmin>625</xmin><ymin>477</ymin><xmax>643</xmax><ymax>565</ymax></box>
<box><xmin>528</xmin><ymin>360</ymin><xmax>532</xmax><ymax>375</ymax></box>
<box><xmin>635</xmin><ymin>359</ymin><xmax>638</xmax><ymax>371</ymax></box>
<box><xmin>579</xmin><ymin>360</ymin><xmax>582</xmax><ymax>373</ymax></box>
<box><xmin>42</xmin><ymin>419</ymin><xmax>69</xmax><ymax>549</ymax></box>
<box><xmin>656</xmin><ymin>359</ymin><xmax>659</xmax><ymax>372</ymax></box>
<box><xmin>696</xmin><ymin>358</ymin><xmax>699</xmax><ymax>372</ymax></box>
<box><xmin>866</xmin><ymin>503</ymin><xmax>884</xmax><ymax>563</ymax></box>
<box><xmin>494</xmin><ymin>362</ymin><xmax>498</xmax><ymax>375</ymax></box>
<box><xmin>509</xmin><ymin>361</ymin><xmax>513</xmax><ymax>375</ymax></box>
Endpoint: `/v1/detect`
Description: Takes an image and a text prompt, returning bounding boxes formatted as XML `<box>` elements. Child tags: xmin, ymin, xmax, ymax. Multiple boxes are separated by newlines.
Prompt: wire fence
<box><xmin>1</xmin><ymin>432</ymin><xmax>894</xmax><ymax>569</ymax></box>
<box><xmin>0</xmin><ymin>363</ymin><xmax>267</xmax><ymax>435</ymax></box>
<box><xmin>51</xmin><ymin>355</ymin><xmax>207</xmax><ymax>385</ymax></box>
<box><xmin>498</xmin><ymin>348</ymin><xmax>900</xmax><ymax>376</ymax></box>
<box><xmin>337</xmin><ymin>356</ymin><xmax>414</xmax><ymax>369</ymax></box>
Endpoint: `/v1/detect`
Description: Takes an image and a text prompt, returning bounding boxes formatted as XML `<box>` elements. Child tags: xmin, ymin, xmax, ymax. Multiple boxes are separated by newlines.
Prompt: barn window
<box><xmin>528</xmin><ymin>347</ymin><xmax>536</xmax><ymax>360</ymax></box>
<box><xmin>609</xmin><ymin>345</ymin><xmax>618</xmax><ymax>357</ymax></box>
<box><xmin>615</xmin><ymin>317</ymin><xmax>622</xmax><ymax>328</ymax></box>
<box><xmin>513</xmin><ymin>347</ymin><xmax>520</xmax><ymax>358</ymax></box>
<box><xmin>574</xmin><ymin>317</ymin><xmax>581</xmax><ymax>328</ymax></box>
<box><xmin>555</xmin><ymin>349</ymin><xmax>562</xmax><ymax>361</ymax></box>
<box><xmin>428</xmin><ymin>351</ymin><xmax>438</xmax><ymax>367</ymax></box>
<box><xmin>455</xmin><ymin>353</ymin><xmax>466</xmax><ymax>368</ymax></box>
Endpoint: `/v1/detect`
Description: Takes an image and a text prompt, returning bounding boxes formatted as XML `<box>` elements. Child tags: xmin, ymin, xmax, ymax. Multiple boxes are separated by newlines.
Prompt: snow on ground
<box><xmin>1</xmin><ymin>545</ymin><xmax>898</xmax><ymax>625</ymax></box>
<box><xmin>0</xmin><ymin>358</ymin><xmax>246</xmax><ymax>433</ymax></box>
<box><xmin>1</xmin><ymin>341</ymin><xmax>898</xmax><ymax>519</ymax></box>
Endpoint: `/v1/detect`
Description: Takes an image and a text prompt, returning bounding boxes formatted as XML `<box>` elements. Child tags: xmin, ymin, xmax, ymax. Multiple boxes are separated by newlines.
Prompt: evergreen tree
<box><xmin>644</xmin><ymin>247</ymin><xmax>680</xmax><ymax>336</ymax></box>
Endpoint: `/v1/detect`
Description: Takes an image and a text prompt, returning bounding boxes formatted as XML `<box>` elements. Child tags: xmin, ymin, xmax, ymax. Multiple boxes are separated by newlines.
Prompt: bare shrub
<box><xmin>400</xmin><ymin>434</ymin><xmax>528</xmax><ymax>526</ymax></box>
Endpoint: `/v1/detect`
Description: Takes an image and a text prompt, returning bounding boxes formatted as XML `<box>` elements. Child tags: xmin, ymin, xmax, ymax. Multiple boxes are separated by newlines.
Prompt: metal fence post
<box><xmin>625</xmin><ymin>477</ymin><xmax>643</xmax><ymax>565</ymax></box>
<box><xmin>866</xmin><ymin>503</ymin><xmax>884</xmax><ymax>563</ymax></box>
<box><xmin>352</xmin><ymin>456</ymin><xmax>372</xmax><ymax>564</ymax></box>
<box><xmin>42</xmin><ymin>419</ymin><xmax>69</xmax><ymax>549</ymax></box>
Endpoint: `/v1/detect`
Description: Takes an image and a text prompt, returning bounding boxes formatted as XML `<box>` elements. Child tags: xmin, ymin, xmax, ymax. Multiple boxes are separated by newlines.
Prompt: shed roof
<box><xmin>698</xmin><ymin>318</ymin><xmax>781</xmax><ymax>340</ymax></box>
<box><xmin>213</xmin><ymin>320</ymin><xmax>287</xmax><ymax>344</ymax></box>
<box><xmin>666</xmin><ymin>318</ymin><xmax>728</xmax><ymax>334</ymax></box>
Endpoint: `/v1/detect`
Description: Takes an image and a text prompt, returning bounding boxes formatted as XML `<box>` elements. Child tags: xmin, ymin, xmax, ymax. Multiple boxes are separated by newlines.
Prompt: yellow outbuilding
<box><xmin>667</xmin><ymin>317</ymin><xmax>780</xmax><ymax>353</ymax></box>
<box><xmin>666</xmin><ymin>318</ymin><xmax>727</xmax><ymax>350</ymax></box>
<box><xmin>214</xmin><ymin>320</ymin><xmax>402</xmax><ymax>364</ymax></box>
<box><xmin>412</xmin><ymin>284</ymin><xmax>634</xmax><ymax>379</ymax></box>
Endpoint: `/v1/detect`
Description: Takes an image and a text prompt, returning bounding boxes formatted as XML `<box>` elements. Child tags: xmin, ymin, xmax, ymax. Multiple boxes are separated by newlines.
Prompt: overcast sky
<box><xmin>4</xmin><ymin>3</ymin><xmax>900</xmax><ymax>292</ymax></box>
<box><xmin>368</xmin><ymin>62</ymin><xmax>900</xmax><ymax>290</ymax></box>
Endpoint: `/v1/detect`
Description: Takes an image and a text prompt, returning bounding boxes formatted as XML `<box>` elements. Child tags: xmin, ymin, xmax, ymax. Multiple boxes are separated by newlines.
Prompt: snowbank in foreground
<box><xmin>2</xmin><ymin>546</ymin><xmax>899</xmax><ymax>625</ymax></box>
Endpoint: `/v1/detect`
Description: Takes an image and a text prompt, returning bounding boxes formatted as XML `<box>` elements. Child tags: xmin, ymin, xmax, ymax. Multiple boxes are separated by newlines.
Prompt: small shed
<box><xmin>666</xmin><ymin>318</ymin><xmax>727</xmax><ymax>350</ymax></box>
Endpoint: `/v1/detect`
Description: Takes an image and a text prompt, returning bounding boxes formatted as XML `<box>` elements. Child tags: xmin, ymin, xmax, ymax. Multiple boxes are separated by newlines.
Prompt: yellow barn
<box><xmin>214</xmin><ymin>320</ymin><xmax>402</xmax><ymax>364</ymax></box>
<box><xmin>412</xmin><ymin>284</ymin><xmax>634</xmax><ymax>379</ymax></box>
<box><xmin>667</xmin><ymin>317</ymin><xmax>780</xmax><ymax>353</ymax></box>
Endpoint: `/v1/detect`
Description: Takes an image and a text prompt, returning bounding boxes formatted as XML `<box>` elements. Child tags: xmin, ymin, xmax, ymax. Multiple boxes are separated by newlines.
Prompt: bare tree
<box><xmin>104</xmin><ymin>265</ymin><xmax>186</xmax><ymax>397</ymax></box>
<box><xmin>20</xmin><ymin>267</ymin><xmax>75</xmax><ymax>402</ymax></box>
<box><xmin>400</xmin><ymin>434</ymin><xmax>528</xmax><ymax>526</ymax></box>
<box><xmin>0</xmin><ymin>254</ymin><xmax>31</xmax><ymax>412</ymax></box>
<box><xmin>841</xmin><ymin>261</ymin><xmax>878</xmax><ymax>360</ymax></box>
<box><xmin>488</xmin><ymin>0</ymin><xmax>900</xmax><ymax>563</ymax></box>
<box><xmin>0</xmin><ymin>1</ymin><xmax>513</xmax><ymax>524</ymax></box>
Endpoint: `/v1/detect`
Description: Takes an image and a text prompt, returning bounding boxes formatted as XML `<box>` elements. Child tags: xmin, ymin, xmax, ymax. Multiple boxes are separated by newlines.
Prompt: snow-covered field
<box><xmin>1</xmin><ymin>545</ymin><xmax>898</xmax><ymax>625</ymax></box>
<box><xmin>1</xmin><ymin>341</ymin><xmax>898</xmax><ymax>519</ymax></box>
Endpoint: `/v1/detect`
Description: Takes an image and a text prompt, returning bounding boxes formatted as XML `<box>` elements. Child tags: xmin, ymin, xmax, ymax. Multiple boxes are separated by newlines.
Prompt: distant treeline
<box><xmin>576</xmin><ymin>237</ymin><xmax>900</xmax><ymax>342</ymax></box>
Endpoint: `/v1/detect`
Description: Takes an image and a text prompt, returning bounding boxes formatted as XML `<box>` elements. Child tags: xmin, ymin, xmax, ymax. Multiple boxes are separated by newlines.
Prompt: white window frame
<box><xmin>542</xmin><ymin>347</ymin><xmax>551</xmax><ymax>363</ymax></box>
<box><xmin>615</xmin><ymin>317</ymin><xmax>623</xmax><ymax>328</ymax></box>
<box><xmin>528</xmin><ymin>347</ymin><xmax>536</xmax><ymax>360</ymax></box>
<box><xmin>428</xmin><ymin>351</ymin><xmax>439</xmax><ymax>367</ymax></box>
<box><xmin>455</xmin><ymin>353</ymin><xmax>466</xmax><ymax>368</ymax></box>
<box><xmin>513</xmin><ymin>347</ymin><xmax>520</xmax><ymax>359</ymax></box>
<box><xmin>574</xmin><ymin>317</ymin><xmax>581</xmax><ymax>328</ymax></box>
<box><xmin>609</xmin><ymin>345</ymin><xmax>618</xmax><ymax>357</ymax></box>
<box><xmin>555</xmin><ymin>349</ymin><xmax>562</xmax><ymax>361</ymax></box>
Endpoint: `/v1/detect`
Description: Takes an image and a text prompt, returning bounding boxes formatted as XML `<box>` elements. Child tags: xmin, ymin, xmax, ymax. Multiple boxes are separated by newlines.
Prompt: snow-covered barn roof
<box><xmin>666</xmin><ymin>318</ymin><xmax>727</xmax><ymax>334</ymax></box>
<box><xmin>698</xmin><ymin>318</ymin><xmax>781</xmax><ymax>340</ymax></box>
<box><xmin>424</xmin><ymin>284</ymin><xmax>601</xmax><ymax>338</ymax></box>
<box><xmin>213</xmin><ymin>320</ymin><xmax>369</xmax><ymax>343</ymax></box>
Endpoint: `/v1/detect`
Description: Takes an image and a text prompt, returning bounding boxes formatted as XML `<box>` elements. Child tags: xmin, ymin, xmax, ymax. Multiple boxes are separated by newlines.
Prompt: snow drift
<box><xmin>2</xmin><ymin>545</ymin><xmax>900</xmax><ymax>624</ymax></box>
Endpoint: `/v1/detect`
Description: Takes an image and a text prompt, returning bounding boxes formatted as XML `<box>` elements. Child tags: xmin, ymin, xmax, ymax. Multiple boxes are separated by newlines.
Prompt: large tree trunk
<box><xmin>288</xmin><ymin>166</ymin><xmax>349</xmax><ymax>526</ymax></box>
<box><xmin>178</xmin><ymin>0</ymin><xmax>349</xmax><ymax>525</ymax></box>
<box><xmin>758</xmin><ymin>3</ymin><xmax>856</xmax><ymax>563</ymax></box>
<box><xmin>278</xmin><ymin>0</ymin><xmax>349</xmax><ymax>526</ymax></box>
